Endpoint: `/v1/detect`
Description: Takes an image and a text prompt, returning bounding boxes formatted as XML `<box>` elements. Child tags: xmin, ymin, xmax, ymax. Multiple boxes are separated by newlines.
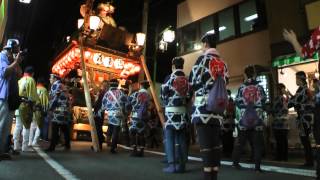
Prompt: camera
<box><xmin>20</xmin><ymin>48</ymin><xmax>28</xmax><ymax>56</ymax></box>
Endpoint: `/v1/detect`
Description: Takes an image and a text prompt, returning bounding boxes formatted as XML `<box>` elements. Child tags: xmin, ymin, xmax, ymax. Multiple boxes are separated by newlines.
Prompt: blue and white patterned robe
<box><xmin>288</xmin><ymin>84</ymin><xmax>315</xmax><ymax>136</ymax></box>
<box><xmin>49</xmin><ymin>81</ymin><xmax>70</xmax><ymax>124</ymax></box>
<box><xmin>235</xmin><ymin>79</ymin><xmax>267</xmax><ymax>130</ymax></box>
<box><xmin>161</xmin><ymin>69</ymin><xmax>190</xmax><ymax>130</ymax></box>
<box><xmin>127</xmin><ymin>88</ymin><xmax>150</xmax><ymax>133</ymax></box>
<box><xmin>101</xmin><ymin>87</ymin><xmax>128</xmax><ymax>126</ymax></box>
<box><xmin>189</xmin><ymin>48</ymin><xmax>229</xmax><ymax>125</ymax></box>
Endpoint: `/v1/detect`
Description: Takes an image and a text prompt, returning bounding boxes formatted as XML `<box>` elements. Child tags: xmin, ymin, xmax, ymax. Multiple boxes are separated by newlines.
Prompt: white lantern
<box><xmin>136</xmin><ymin>33</ymin><xmax>146</xmax><ymax>46</ymax></box>
<box><xmin>89</xmin><ymin>16</ymin><xmax>101</xmax><ymax>30</ymax></box>
<box><xmin>163</xmin><ymin>29</ymin><xmax>175</xmax><ymax>43</ymax></box>
<box><xmin>78</xmin><ymin>19</ymin><xmax>84</xmax><ymax>29</ymax></box>
<box><xmin>19</xmin><ymin>0</ymin><xmax>31</xmax><ymax>4</ymax></box>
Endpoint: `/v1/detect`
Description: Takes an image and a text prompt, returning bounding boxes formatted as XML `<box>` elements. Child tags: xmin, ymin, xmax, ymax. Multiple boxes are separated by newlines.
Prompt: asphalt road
<box><xmin>0</xmin><ymin>142</ymin><xmax>315</xmax><ymax>180</ymax></box>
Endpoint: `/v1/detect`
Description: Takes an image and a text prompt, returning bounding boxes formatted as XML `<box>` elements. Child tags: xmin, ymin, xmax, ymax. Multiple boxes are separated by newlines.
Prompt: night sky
<box><xmin>5</xmin><ymin>0</ymin><xmax>180</xmax><ymax>83</ymax></box>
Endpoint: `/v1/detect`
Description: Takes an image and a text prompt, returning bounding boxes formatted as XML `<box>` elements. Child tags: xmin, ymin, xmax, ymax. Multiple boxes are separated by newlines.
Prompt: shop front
<box><xmin>272</xmin><ymin>52</ymin><xmax>319</xmax><ymax>148</ymax></box>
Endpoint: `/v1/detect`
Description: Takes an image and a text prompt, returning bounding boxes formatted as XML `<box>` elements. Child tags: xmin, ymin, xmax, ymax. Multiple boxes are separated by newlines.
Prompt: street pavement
<box><xmin>0</xmin><ymin>142</ymin><xmax>315</xmax><ymax>180</ymax></box>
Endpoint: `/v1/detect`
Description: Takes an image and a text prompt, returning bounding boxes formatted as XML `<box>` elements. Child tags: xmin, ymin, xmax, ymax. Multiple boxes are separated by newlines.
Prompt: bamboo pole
<box><xmin>140</xmin><ymin>55</ymin><xmax>165</xmax><ymax>126</ymax></box>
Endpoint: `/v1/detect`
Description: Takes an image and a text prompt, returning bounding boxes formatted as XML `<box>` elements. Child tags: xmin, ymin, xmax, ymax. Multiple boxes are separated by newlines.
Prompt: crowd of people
<box><xmin>0</xmin><ymin>25</ymin><xmax>320</xmax><ymax>180</ymax></box>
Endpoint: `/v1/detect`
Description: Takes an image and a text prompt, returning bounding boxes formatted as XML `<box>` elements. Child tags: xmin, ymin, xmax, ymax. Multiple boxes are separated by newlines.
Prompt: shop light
<box><xmin>219</xmin><ymin>26</ymin><xmax>226</xmax><ymax>31</ymax></box>
<box><xmin>136</xmin><ymin>33</ymin><xmax>146</xmax><ymax>46</ymax></box>
<box><xmin>206</xmin><ymin>27</ymin><xmax>226</xmax><ymax>34</ymax></box>
<box><xmin>159</xmin><ymin>40</ymin><xmax>167</xmax><ymax>51</ymax></box>
<box><xmin>19</xmin><ymin>0</ymin><xmax>31</xmax><ymax>4</ymax></box>
<box><xmin>245</xmin><ymin>14</ymin><xmax>258</xmax><ymax>22</ymax></box>
<box><xmin>194</xmin><ymin>43</ymin><xmax>202</xmax><ymax>50</ymax></box>
<box><xmin>162</xmin><ymin>29</ymin><xmax>175</xmax><ymax>43</ymax></box>
<box><xmin>78</xmin><ymin>19</ymin><xmax>84</xmax><ymax>29</ymax></box>
<box><xmin>207</xmin><ymin>29</ymin><xmax>215</xmax><ymax>34</ymax></box>
<box><xmin>89</xmin><ymin>16</ymin><xmax>101</xmax><ymax>30</ymax></box>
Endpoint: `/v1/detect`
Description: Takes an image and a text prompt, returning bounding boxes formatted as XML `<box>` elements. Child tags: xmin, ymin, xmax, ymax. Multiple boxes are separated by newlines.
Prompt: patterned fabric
<box><xmin>272</xmin><ymin>95</ymin><xmax>289</xmax><ymax>129</ymax></box>
<box><xmin>235</xmin><ymin>79</ymin><xmax>267</xmax><ymax>130</ymax></box>
<box><xmin>101</xmin><ymin>87</ymin><xmax>128</xmax><ymax>126</ymax></box>
<box><xmin>189</xmin><ymin>48</ymin><xmax>229</xmax><ymax>124</ymax></box>
<box><xmin>127</xmin><ymin>88</ymin><xmax>150</xmax><ymax>133</ymax></box>
<box><xmin>49</xmin><ymin>81</ymin><xmax>70</xmax><ymax>124</ymax></box>
<box><xmin>161</xmin><ymin>69</ymin><xmax>190</xmax><ymax>130</ymax></box>
<box><xmin>302</xmin><ymin>26</ymin><xmax>320</xmax><ymax>59</ymax></box>
<box><xmin>288</xmin><ymin>84</ymin><xmax>315</xmax><ymax>136</ymax></box>
<box><xmin>49</xmin><ymin>80</ymin><xmax>62</xmax><ymax>100</ymax></box>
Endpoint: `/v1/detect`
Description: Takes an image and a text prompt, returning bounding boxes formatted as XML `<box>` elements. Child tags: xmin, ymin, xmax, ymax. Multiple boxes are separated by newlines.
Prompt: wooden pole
<box><xmin>140</xmin><ymin>55</ymin><xmax>165</xmax><ymax>126</ymax></box>
<box><xmin>80</xmin><ymin>0</ymin><xmax>99</xmax><ymax>152</ymax></box>
<box><xmin>79</xmin><ymin>36</ymin><xmax>100</xmax><ymax>152</ymax></box>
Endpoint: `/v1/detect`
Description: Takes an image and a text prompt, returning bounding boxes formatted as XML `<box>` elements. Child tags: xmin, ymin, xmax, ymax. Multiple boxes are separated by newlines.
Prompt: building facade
<box><xmin>176</xmin><ymin>0</ymin><xmax>320</xmax><ymax>148</ymax></box>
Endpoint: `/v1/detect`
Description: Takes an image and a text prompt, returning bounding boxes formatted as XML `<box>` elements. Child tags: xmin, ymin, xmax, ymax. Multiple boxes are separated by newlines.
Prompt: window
<box><xmin>200</xmin><ymin>16</ymin><xmax>214</xmax><ymax>37</ymax></box>
<box><xmin>178</xmin><ymin>23</ymin><xmax>199</xmax><ymax>54</ymax></box>
<box><xmin>218</xmin><ymin>8</ymin><xmax>235</xmax><ymax>40</ymax></box>
<box><xmin>239</xmin><ymin>0</ymin><xmax>258</xmax><ymax>33</ymax></box>
<box><xmin>176</xmin><ymin>0</ymin><xmax>267</xmax><ymax>55</ymax></box>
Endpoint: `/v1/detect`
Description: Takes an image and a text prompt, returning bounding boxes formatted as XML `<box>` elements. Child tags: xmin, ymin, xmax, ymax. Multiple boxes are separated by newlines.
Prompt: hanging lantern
<box><xmin>89</xmin><ymin>16</ymin><xmax>101</xmax><ymax>30</ymax></box>
<box><xmin>136</xmin><ymin>33</ymin><xmax>146</xmax><ymax>46</ymax></box>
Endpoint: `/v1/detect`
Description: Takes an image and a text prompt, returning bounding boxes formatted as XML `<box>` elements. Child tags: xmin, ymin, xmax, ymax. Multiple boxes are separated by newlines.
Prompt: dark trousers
<box><xmin>95</xmin><ymin>117</ymin><xmax>104</xmax><ymax>149</ymax></box>
<box><xmin>314</xmin><ymin>105</ymin><xmax>320</xmax><ymax>179</ymax></box>
<box><xmin>107</xmin><ymin>124</ymin><xmax>120</xmax><ymax>150</ymax></box>
<box><xmin>196</xmin><ymin>123</ymin><xmax>221</xmax><ymax>167</ymax></box>
<box><xmin>222</xmin><ymin>130</ymin><xmax>234</xmax><ymax>157</ymax></box>
<box><xmin>273</xmin><ymin>129</ymin><xmax>288</xmax><ymax>161</ymax></box>
<box><xmin>121</xmin><ymin>122</ymin><xmax>131</xmax><ymax>147</ymax></box>
<box><xmin>299</xmin><ymin>123</ymin><xmax>314</xmax><ymax>165</ymax></box>
<box><xmin>49</xmin><ymin>122</ymin><xmax>70</xmax><ymax>150</ymax></box>
<box><xmin>41</xmin><ymin>115</ymin><xmax>49</xmax><ymax>141</ymax></box>
<box><xmin>147</xmin><ymin>128</ymin><xmax>159</xmax><ymax>148</ymax></box>
<box><xmin>232</xmin><ymin>130</ymin><xmax>263</xmax><ymax>169</ymax></box>
<box><xmin>130</xmin><ymin>130</ymin><xmax>145</xmax><ymax>148</ymax></box>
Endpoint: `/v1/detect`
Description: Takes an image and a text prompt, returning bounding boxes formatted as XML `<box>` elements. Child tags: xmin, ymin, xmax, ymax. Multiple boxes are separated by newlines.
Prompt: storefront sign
<box><xmin>272</xmin><ymin>53</ymin><xmax>319</xmax><ymax>68</ymax></box>
<box><xmin>52</xmin><ymin>47</ymin><xmax>141</xmax><ymax>78</ymax></box>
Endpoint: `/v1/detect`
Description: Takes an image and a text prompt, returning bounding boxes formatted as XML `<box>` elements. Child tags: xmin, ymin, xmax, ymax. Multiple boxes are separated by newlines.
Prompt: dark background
<box><xmin>4</xmin><ymin>0</ymin><xmax>183</xmax><ymax>83</ymax></box>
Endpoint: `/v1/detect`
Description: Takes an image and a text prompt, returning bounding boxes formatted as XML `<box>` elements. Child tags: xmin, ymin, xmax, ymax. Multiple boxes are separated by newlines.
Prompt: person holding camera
<box><xmin>0</xmin><ymin>39</ymin><xmax>23</xmax><ymax>160</ymax></box>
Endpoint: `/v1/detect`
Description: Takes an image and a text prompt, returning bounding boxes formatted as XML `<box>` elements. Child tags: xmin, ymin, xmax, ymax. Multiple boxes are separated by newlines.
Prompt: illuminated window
<box><xmin>256</xmin><ymin>74</ymin><xmax>270</xmax><ymax>102</ymax></box>
<box><xmin>218</xmin><ymin>8</ymin><xmax>235</xmax><ymax>40</ymax></box>
<box><xmin>239</xmin><ymin>0</ymin><xmax>258</xmax><ymax>33</ymax></box>
<box><xmin>178</xmin><ymin>23</ymin><xmax>198</xmax><ymax>54</ymax></box>
<box><xmin>200</xmin><ymin>16</ymin><xmax>214</xmax><ymax>36</ymax></box>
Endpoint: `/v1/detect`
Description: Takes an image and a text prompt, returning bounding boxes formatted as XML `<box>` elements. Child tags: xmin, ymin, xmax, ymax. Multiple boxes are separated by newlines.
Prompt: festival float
<box><xmin>51</xmin><ymin>2</ymin><xmax>164</xmax><ymax>144</ymax></box>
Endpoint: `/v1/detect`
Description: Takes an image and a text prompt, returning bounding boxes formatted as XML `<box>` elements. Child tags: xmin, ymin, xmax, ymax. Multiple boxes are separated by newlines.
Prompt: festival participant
<box><xmin>101</xmin><ymin>79</ymin><xmax>127</xmax><ymax>154</ymax></box>
<box><xmin>46</xmin><ymin>74</ymin><xmax>71</xmax><ymax>152</ymax></box>
<box><xmin>29</xmin><ymin>77</ymin><xmax>49</xmax><ymax>147</ymax></box>
<box><xmin>127</xmin><ymin>80</ymin><xmax>150</xmax><ymax>157</ymax></box>
<box><xmin>232</xmin><ymin>65</ymin><xmax>267</xmax><ymax>172</ymax></box>
<box><xmin>189</xmin><ymin>32</ymin><xmax>229</xmax><ymax>180</ymax></box>
<box><xmin>13</xmin><ymin>66</ymin><xmax>39</xmax><ymax>152</ymax></box>
<box><xmin>161</xmin><ymin>57</ymin><xmax>190</xmax><ymax>173</ymax></box>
